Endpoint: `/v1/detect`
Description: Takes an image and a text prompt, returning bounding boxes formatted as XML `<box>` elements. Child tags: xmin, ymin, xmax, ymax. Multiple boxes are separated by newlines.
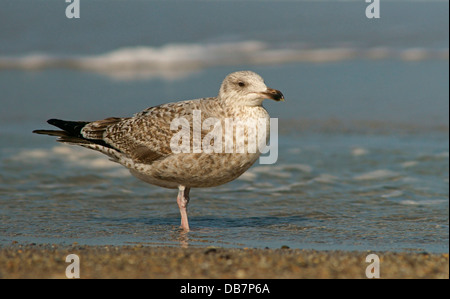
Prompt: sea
<box><xmin>0</xmin><ymin>0</ymin><xmax>448</xmax><ymax>253</ymax></box>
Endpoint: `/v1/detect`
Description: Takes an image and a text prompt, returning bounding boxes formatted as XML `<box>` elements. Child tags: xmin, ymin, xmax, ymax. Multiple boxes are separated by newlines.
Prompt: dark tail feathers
<box><xmin>33</xmin><ymin>119</ymin><xmax>93</xmax><ymax>145</ymax></box>
<box><xmin>47</xmin><ymin>119</ymin><xmax>89</xmax><ymax>138</ymax></box>
<box><xmin>33</xmin><ymin>118</ymin><xmax>124</xmax><ymax>152</ymax></box>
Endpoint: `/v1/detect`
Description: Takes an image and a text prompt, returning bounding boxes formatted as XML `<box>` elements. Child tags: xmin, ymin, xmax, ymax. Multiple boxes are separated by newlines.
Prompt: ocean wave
<box><xmin>0</xmin><ymin>41</ymin><xmax>448</xmax><ymax>80</ymax></box>
<box><xmin>399</xmin><ymin>199</ymin><xmax>448</xmax><ymax>206</ymax></box>
<box><xmin>11</xmin><ymin>145</ymin><xmax>123</xmax><ymax>171</ymax></box>
<box><xmin>353</xmin><ymin>169</ymin><xmax>400</xmax><ymax>181</ymax></box>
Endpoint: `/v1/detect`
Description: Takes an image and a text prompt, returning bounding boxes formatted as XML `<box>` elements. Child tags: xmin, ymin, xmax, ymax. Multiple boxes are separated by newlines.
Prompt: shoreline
<box><xmin>1</xmin><ymin>244</ymin><xmax>448</xmax><ymax>279</ymax></box>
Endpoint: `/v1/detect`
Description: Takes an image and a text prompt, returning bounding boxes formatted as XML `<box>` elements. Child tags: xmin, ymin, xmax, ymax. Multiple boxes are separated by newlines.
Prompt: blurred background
<box><xmin>0</xmin><ymin>0</ymin><xmax>448</xmax><ymax>252</ymax></box>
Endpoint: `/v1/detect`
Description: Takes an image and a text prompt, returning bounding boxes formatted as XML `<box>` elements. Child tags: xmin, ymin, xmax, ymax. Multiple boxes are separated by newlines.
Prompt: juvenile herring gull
<box><xmin>33</xmin><ymin>71</ymin><xmax>284</xmax><ymax>231</ymax></box>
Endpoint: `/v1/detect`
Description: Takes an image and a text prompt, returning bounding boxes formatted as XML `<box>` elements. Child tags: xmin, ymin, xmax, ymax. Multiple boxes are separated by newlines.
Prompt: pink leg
<box><xmin>177</xmin><ymin>186</ymin><xmax>190</xmax><ymax>231</ymax></box>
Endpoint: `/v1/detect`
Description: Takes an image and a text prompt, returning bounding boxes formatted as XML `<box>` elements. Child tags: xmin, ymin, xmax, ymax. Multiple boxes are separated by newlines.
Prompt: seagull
<box><xmin>33</xmin><ymin>71</ymin><xmax>284</xmax><ymax>231</ymax></box>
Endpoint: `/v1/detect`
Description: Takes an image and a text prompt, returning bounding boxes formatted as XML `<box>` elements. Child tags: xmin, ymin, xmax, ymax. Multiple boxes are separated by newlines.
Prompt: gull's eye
<box><xmin>238</xmin><ymin>81</ymin><xmax>246</xmax><ymax>87</ymax></box>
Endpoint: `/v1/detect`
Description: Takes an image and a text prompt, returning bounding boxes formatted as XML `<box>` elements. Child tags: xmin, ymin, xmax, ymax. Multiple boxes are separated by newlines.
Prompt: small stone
<box><xmin>204</xmin><ymin>248</ymin><xmax>217</xmax><ymax>255</ymax></box>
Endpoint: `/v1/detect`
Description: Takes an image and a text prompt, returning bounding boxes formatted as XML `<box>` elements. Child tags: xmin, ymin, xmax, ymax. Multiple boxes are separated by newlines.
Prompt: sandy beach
<box><xmin>0</xmin><ymin>244</ymin><xmax>448</xmax><ymax>279</ymax></box>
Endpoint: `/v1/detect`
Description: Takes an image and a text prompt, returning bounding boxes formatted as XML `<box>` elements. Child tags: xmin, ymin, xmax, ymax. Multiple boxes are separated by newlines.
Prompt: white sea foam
<box><xmin>10</xmin><ymin>149</ymin><xmax>50</xmax><ymax>161</ymax></box>
<box><xmin>399</xmin><ymin>199</ymin><xmax>447</xmax><ymax>206</ymax></box>
<box><xmin>401</xmin><ymin>161</ymin><xmax>418</xmax><ymax>168</ymax></box>
<box><xmin>238</xmin><ymin>163</ymin><xmax>312</xmax><ymax>181</ymax></box>
<box><xmin>51</xmin><ymin>146</ymin><xmax>119</xmax><ymax>169</ymax></box>
<box><xmin>436</xmin><ymin>151</ymin><xmax>449</xmax><ymax>158</ymax></box>
<box><xmin>237</xmin><ymin>171</ymin><xmax>258</xmax><ymax>182</ymax></box>
<box><xmin>12</xmin><ymin>145</ymin><xmax>122</xmax><ymax>170</ymax></box>
<box><xmin>312</xmin><ymin>174</ymin><xmax>338</xmax><ymax>184</ymax></box>
<box><xmin>1</xmin><ymin>41</ymin><xmax>447</xmax><ymax>80</ymax></box>
<box><xmin>381</xmin><ymin>190</ymin><xmax>403</xmax><ymax>198</ymax></box>
<box><xmin>252</xmin><ymin>163</ymin><xmax>314</xmax><ymax>178</ymax></box>
<box><xmin>351</xmin><ymin>147</ymin><xmax>369</xmax><ymax>157</ymax></box>
<box><xmin>353</xmin><ymin>169</ymin><xmax>400</xmax><ymax>181</ymax></box>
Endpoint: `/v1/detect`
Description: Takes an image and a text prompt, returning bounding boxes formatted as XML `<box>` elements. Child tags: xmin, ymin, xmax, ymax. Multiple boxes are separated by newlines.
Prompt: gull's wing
<box><xmin>33</xmin><ymin>97</ymin><xmax>220</xmax><ymax>164</ymax></box>
<box><xmin>85</xmin><ymin>97</ymin><xmax>218</xmax><ymax>163</ymax></box>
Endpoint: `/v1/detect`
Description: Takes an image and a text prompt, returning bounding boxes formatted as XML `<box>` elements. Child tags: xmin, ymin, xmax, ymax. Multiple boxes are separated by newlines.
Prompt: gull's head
<box><xmin>218</xmin><ymin>71</ymin><xmax>284</xmax><ymax>106</ymax></box>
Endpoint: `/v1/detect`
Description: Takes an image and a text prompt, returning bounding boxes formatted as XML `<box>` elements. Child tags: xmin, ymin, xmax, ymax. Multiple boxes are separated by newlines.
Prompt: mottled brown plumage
<box><xmin>33</xmin><ymin>71</ymin><xmax>284</xmax><ymax>231</ymax></box>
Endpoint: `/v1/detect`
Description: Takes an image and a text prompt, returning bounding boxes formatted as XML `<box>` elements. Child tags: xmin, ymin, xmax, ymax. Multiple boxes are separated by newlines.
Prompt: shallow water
<box><xmin>0</xmin><ymin>1</ymin><xmax>448</xmax><ymax>252</ymax></box>
<box><xmin>1</xmin><ymin>125</ymin><xmax>448</xmax><ymax>252</ymax></box>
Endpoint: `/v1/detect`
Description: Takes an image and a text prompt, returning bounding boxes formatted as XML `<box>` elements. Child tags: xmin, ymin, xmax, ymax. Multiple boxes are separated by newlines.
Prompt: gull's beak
<box><xmin>262</xmin><ymin>88</ymin><xmax>285</xmax><ymax>102</ymax></box>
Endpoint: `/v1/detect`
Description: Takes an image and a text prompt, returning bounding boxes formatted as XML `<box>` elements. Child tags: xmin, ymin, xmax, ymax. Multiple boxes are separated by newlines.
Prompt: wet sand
<box><xmin>0</xmin><ymin>244</ymin><xmax>448</xmax><ymax>279</ymax></box>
